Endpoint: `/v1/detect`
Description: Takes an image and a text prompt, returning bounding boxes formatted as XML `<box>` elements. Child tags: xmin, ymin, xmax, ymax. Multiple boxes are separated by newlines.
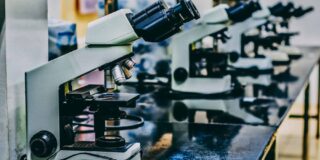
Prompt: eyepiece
<box><xmin>269</xmin><ymin>2</ymin><xmax>295</xmax><ymax>19</ymax></box>
<box><xmin>226</xmin><ymin>1</ymin><xmax>262</xmax><ymax>23</ymax></box>
<box><xmin>293</xmin><ymin>6</ymin><xmax>314</xmax><ymax>18</ymax></box>
<box><xmin>172</xmin><ymin>0</ymin><xmax>200</xmax><ymax>22</ymax></box>
<box><xmin>130</xmin><ymin>0</ymin><xmax>200</xmax><ymax>42</ymax></box>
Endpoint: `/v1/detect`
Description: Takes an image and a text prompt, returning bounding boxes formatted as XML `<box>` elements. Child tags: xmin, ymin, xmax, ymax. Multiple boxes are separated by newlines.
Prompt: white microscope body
<box><xmin>222</xmin><ymin>4</ymin><xmax>275</xmax><ymax>71</ymax></box>
<box><xmin>171</xmin><ymin>1</ymin><xmax>262</xmax><ymax>95</ymax></box>
<box><xmin>26</xmin><ymin>1</ymin><xmax>199</xmax><ymax>160</ymax></box>
<box><xmin>171</xmin><ymin>4</ymin><xmax>232</xmax><ymax>94</ymax></box>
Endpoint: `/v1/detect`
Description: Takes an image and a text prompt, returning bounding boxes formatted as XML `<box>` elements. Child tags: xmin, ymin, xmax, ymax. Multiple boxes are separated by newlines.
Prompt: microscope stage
<box><xmin>66</xmin><ymin>85</ymin><xmax>139</xmax><ymax>108</ymax></box>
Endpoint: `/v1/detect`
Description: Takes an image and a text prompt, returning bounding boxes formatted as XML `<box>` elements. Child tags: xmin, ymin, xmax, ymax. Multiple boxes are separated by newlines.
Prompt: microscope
<box><xmin>221</xmin><ymin>0</ymin><xmax>276</xmax><ymax>72</ymax></box>
<box><xmin>25</xmin><ymin>1</ymin><xmax>199</xmax><ymax>160</ymax></box>
<box><xmin>239</xmin><ymin>1</ymin><xmax>314</xmax><ymax>65</ymax></box>
<box><xmin>171</xmin><ymin>0</ymin><xmax>261</xmax><ymax>95</ymax></box>
<box><xmin>263</xmin><ymin>1</ymin><xmax>314</xmax><ymax>60</ymax></box>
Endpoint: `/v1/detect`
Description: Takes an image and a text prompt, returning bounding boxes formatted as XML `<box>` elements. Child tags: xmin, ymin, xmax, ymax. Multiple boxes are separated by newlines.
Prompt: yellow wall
<box><xmin>60</xmin><ymin>0</ymin><xmax>98</xmax><ymax>38</ymax></box>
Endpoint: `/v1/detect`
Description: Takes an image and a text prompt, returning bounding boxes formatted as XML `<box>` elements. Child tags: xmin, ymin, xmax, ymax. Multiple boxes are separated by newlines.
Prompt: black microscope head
<box><xmin>226</xmin><ymin>0</ymin><xmax>262</xmax><ymax>23</ymax></box>
<box><xmin>130</xmin><ymin>0</ymin><xmax>200</xmax><ymax>42</ymax></box>
<box><xmin>269</xmin><ymin>2</ymin><xmax>295</xmax><ymax>19</ymax></box>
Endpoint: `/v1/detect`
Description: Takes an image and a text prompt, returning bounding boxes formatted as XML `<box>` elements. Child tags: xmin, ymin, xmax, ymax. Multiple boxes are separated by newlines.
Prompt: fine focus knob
<box><xmin>229</xmin><ymin>51</ymin><xmax>239</xmax><ymax>63</ymax></box>
<box><xmin>30</xmin><ymin>131</ymin><xmax>57</xmax><ymax>158</ymax></box>
<box><xmin>174</xmin><ymin>68</ymin><xmax>188</xmax><ymax>83</ymax></box>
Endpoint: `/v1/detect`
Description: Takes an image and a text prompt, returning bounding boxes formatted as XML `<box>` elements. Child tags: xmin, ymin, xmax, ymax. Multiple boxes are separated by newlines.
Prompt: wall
<box><xmin>0</xmin><ymin>0</ymin><xmax>9</xmax><ymax>159</ymax></box>
<box><xmin>4</xmin><ymin>0</ymin><xmax>48</xmax><ymax>159</ymax></box>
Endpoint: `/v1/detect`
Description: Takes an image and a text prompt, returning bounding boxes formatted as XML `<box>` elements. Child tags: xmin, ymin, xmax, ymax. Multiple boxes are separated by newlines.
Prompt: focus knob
<box><xmin>174</xmin><ymin>68</ymin><xmax>188</xmax><ymax>83</ymax></box>
<box><xmin>30</xmin><ymin>131</ymin><xmax>57</xmax><ymax>158</ymax></box>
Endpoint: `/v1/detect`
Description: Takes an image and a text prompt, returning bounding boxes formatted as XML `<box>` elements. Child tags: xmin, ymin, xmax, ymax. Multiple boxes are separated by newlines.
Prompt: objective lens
<box><xmin>104</xmin><ymin>69</ymin><xmax>115</xmax><ymax>91</ymax></box>
<box><xmin>122</xmin><ymin>67</ymin><xmax>133</xmax><ymax>79</ymax></box>
<box><xmin>123</xmin><ymin>58</ymin><xmax>136</xmax><ymax>70</ymax></box>
<box><xmin>112</xmin><ymin>65</ymin><xmax>126</xmax><ymax>85</ymax></box>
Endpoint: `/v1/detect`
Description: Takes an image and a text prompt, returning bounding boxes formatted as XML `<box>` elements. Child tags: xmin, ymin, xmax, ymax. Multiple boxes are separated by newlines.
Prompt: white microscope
<box><xmin>171</xmin><ymin>0</ymin><xmax>261</xmax><ymax>95</ymax></box>
<box><xmin>235</xmin><ymin>1</ymin><xmax>314</xmax><ymax>66</ymax></box>
<box><xmin>25</xmin><ymin>1</ymin><xmax>199</xmax><ymax>160</ymax></box>
<box><xmin>221</xmin><ymin>0</ymin><xmax>275</xmax><ymax>72</ymax></box>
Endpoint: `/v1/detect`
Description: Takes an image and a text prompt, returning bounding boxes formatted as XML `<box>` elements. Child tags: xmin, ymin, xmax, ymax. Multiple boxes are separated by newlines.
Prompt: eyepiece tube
<box><xmin>130</xmin><ymin>0</ymin><xmax>200</xmax><ymax>42</ymax></box>
<box><xmin>269</xmin><ymin>2</ymin><xmax>295</xmax><ymax>18</ymax></box>
<box><xmin>131</xmin><ymin>0</ymin><xmax>168</xmax><ymax>24</ymax></box>
<box><xmin>226</xmin><ymin>1</ymin><xmax>262</xmax><ymax>23</ymax></box>
<box><xmin>170</xmin><ymin>0</ymin><xmax>200</xmax><ymax>22</ymax></box>
<box><xmin>293</xmin><ymin>6</ymin><xmax>314</xmax><ymax>18</ymax></box>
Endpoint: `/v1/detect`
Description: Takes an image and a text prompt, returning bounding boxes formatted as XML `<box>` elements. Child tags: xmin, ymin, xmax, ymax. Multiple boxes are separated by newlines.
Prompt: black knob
<box><xmin>174</xmin><ymin>68</ymin><xmax>188</xmax><ymax>83</ymax></box>
<box><xmin>229</xmin><ymin>51</ymin><xmax>239</xmax><ymax>63</ymax></box>
<box><xmin>30</xmin><ymin>131</ymin><xmax>57</xmax><ymax>158</ymax></box>
<box><xmin>173</xmin><ymin>102</ymin><xmax>189</xmax><ymax>122</ymax></box>
<box><xmin>155</xmin><ymin>60</ymin><xmax>171</xmax><ymax>76</ymax></box>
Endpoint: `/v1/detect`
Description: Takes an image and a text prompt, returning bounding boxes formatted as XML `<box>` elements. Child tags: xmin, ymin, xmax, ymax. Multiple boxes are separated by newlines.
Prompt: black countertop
<box><xmin>125</xmin><ymin>122</ymin><xmax>276</xmax><ymax>160</ymax></box>
<box><xmin>75</xmin><ymin>122</ymin><xmax>276</xmax><ymax>160</ymax></box>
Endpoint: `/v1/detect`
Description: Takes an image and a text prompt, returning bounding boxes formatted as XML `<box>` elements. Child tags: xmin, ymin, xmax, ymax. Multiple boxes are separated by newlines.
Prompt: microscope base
<box><xmin>262</xmin><ymin>50</ymin><xmax>291</xmax><ymax>66</ymax></box>
<box><xmin>278</xmin><ymin>46</ymin><xmax>303</xmax><ymax>60</ymax></box>
<box><xmin>237</xmin><ymin>74</ymin><xmax>272</xmax><ymax>87</ymax></box>
<box><xmin>172</xmin><ymin>76</ymin><xmax>233</xmax><ymax>95</ymax></box>
<box><xmin>54</xmin><ymin>143</ymin><xmax>141</xmax><ymax>160</ymax></box>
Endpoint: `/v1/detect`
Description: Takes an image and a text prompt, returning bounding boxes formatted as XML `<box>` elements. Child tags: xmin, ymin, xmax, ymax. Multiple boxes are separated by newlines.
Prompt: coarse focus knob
<box><xmin>30</xmin><ymin>131</ymin><xmax>57</xmax><ymax>158</ymax></box>
<box><xmin>174</xmin><ymin>68</ymin><xmax>188</xmax><ymax>83</ymax></box>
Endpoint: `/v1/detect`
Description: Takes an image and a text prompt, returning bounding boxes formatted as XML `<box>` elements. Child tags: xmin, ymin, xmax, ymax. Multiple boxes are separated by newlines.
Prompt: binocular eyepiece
<box><xmin>293</xmin><ymin>6</ymin><xmax>314</xmax><ymax>18</ymax></box>
<box><xmin>130</xmin><ymin>0</ymin><xmax>200</xmax><ymax>42</ymax></box>
<box><xmin>269</xmin><ymin>2</ymin><xmax>294</xmax><ymax>18</ymax></box>
<box><xmin>269</xmin><ymin>2</ymin><xmax>313</xmax><ymax>19</ymax></box>
<box><xmin>226</xmin><ymin>0</ymin><xmax>262</xmax><ymax>23</ymax></box>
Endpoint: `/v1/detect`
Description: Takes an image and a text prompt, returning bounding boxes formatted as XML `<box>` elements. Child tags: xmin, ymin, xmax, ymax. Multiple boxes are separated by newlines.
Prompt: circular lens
<box><xmin>180</xmin><ymin>0</ymin><xmax>200</xmax><ymax>21</ymax></box>
<box><xmin>30</xmin><ymin>131</ymin><xmax>57</xmax><ymax>158</ymax></box>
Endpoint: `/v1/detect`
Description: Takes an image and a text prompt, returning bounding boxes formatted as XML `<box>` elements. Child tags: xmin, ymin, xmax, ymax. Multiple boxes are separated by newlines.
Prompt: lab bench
<box><xmin>75</xmin><ymin>47</ymin><xmax>320</xmax><ymax>160</ymax></box>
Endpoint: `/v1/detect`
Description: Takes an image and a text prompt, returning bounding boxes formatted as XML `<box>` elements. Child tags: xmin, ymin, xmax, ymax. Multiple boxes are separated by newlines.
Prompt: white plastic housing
<box><xmin>55</xmin><ymin>143</ymin><xmax>141</xmax><ymax>160</ymax></box>
<box><xmin>199</xmin><ymin>4</ymin><xmax>230</xmax><ymax>24</ymax></box>
<box><xmin>231</xmin><ymin>57</ymin><xmax>273</xmax><ymax>70</ymax></box>
<box><xmin>221</xmin><ymin>18</ymin><xmax>268</xmax><ymax>53</ymax></box>
<box><xmin>86</xmin><ymin>9</ymin><xmax>139</xmax><ymax>45</ymax></box>
<box><xmin>170</xmin><ymin>4</ymin><xmax>232</xmax><ymax>94</ymax></box>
